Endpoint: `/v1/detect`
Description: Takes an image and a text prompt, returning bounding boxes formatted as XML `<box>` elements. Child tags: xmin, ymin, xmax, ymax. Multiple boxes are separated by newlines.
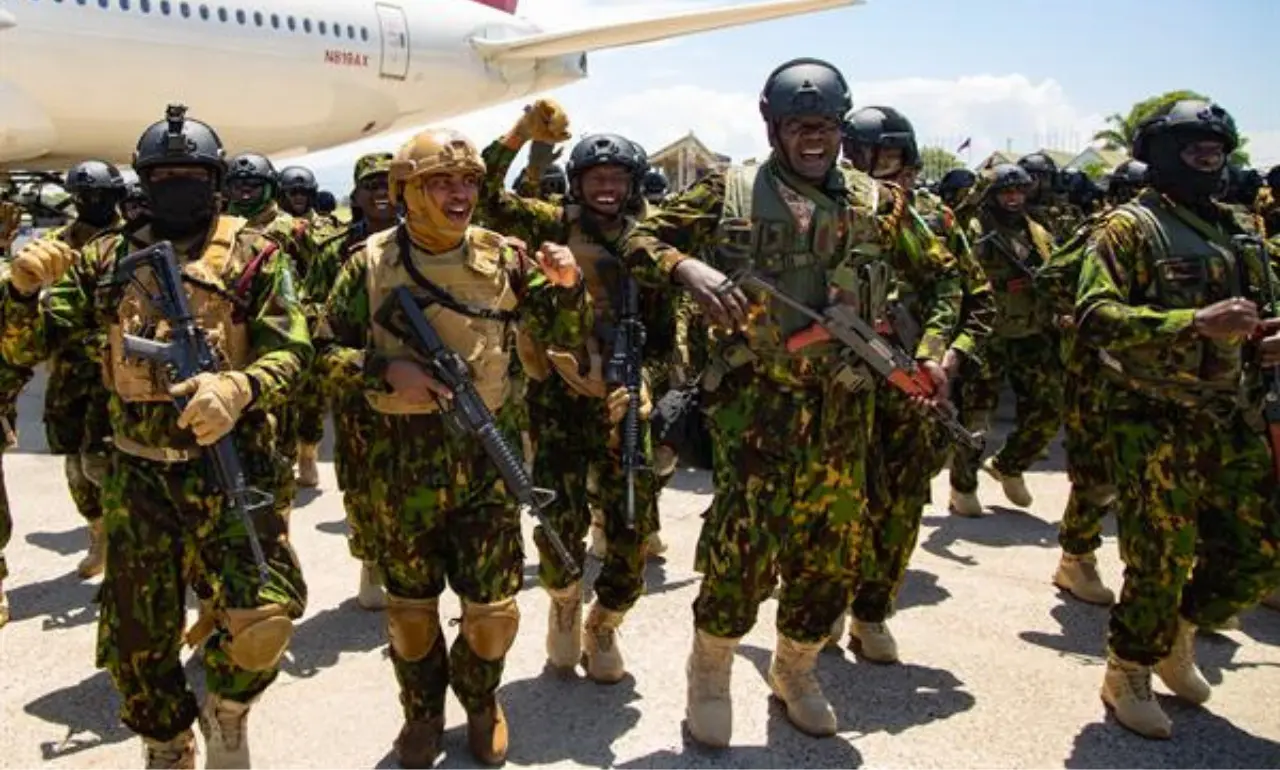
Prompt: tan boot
<box><xmin>949</xmin><ymin>488</ymin><xmax>984</xmax><ymax>517</ymax></box>
<box><xmin>1101</xmin><ymin>654</ymin><xmax>1172</xmax><ymax>739</ymax></box>
<box><xmin>142</xmin><ymin>728</ymin><xmax>197</xmax><ymax>769</ymax></box>
<box><xmin>296</xmin><ymin>443</ymin><xmax>320</xmax><ymax>488</ymax></box>
<box><xmin>850</xmin><ymin>619</ymin><xmax>899</xmax><ymax>664</ymax></box>
<box><xmin>825</xmin><ymin>611</ymin><xmax>846</xmax><ymax>651</ymax></box>
<box><xmin>357</xmin><ymin>561</ymin><xmax>388</xmax><ymax>611</ymax></box>
<box><xmin>77</xmin><ymin>518</ymin><xmax>106</xmax><ymax>579</ymax></box>
<box><xmin>0</xmin><ymin>584</ymin><xmax>9</xmax><ymax>629</ymax></box>
<box><xmin>1154</xmin><ymin>618</ymin><xmax>1211</xmax><ymax>705</ymax></box>
<box><xmin>686</xmin><ymin>629</ymin><xmax>740</xmax><ymax>748</ymax></box>
<box><xmin>394</xmin><ymin>715</ymin><xmax>444</xmax><ymax>769</ymax></box>
<box><xmin>768</xmin><ymin>634</ymin><xmax>837</xmax><ymax>737</ymax></box>
<box><xmin>983</xmin><ymin>462</ymin><xmax>1032</xmax><ymax>507</ymax></box>
<box><xmin>645</xmin><ymin>530</ymin><xmax>669</xmax><ymax>558</ymax></box>
<box><xmin>1263</xmin><ymin>589</ymin><xmax>1280</xmax><ymax>611</ymax></box>
<box><xmin>545</xmin><ymin>581</ymin><xmax>582</xmax><ymax>672</ymax></box>
<box><xmin>466</xmin><ymin>700</ymin><xmax>509</xmax><ymax>766</ymax></box>
<box><xmin>582</xmin><ymin>601</ymin><xmax>626</xmax><ymax>683</ymax></box>
<box><xmin>1053</xmin><ymin>552</ymin><xmax>1115</xmax><ymax>606</ymax></box>
<box><xmin>198</xmin><ymin>694</ymin><xmax>252</xmax><ymax>768</ymax></box>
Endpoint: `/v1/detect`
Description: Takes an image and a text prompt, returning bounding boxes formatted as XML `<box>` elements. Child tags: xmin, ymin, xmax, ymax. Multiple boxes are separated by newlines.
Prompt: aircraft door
<box><xmin>374</xmin><ymin>3</ymin><xmax>410</xmax><ymax>79</ymax></box>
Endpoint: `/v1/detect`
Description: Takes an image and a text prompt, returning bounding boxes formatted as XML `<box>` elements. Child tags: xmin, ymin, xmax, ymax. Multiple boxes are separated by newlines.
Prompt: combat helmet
<box><xmin>64</xmin><ymin>160</ymin><xmax>125</xmax><ymax>193</ymax></box>
<box><xmin>565</xmin><ymin>134</ymin><xmax>647</xmax><ymax>206</ymax></box>
<box><xmin>841</xmin><ymin>106</ymin><xmax>920</xmax><ymax>178</ymax></box>
<box><xmin>759</xmin><ymin>58</ymin><xmax>852</xmax><ymax>123</ymax></box>
<box><xmin>132</xmin><ymin>104</ymin><xmax>226</xmax><ymax>183</ymax></box>
<box><xmin>388</xmin><ymin>128</ymin><xmax>486</xmax><ymax>205</ymax></box>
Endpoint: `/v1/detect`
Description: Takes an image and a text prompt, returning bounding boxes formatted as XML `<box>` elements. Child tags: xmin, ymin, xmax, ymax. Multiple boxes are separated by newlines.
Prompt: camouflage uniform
<box><xmin>846</xmin><ymin>190</ymin><xmax>994</xmax><ymax>645</ymax></box>
<box><xmin>315</xmin><ymin>218</ymin><xmax>590</xmax><ymax>760</ymax></box>
<box><xmin>623</xmin><ymin>158</ymin><xmax>963</xmax><ymax>646</ymax></box>
<box><xmin>1076</xmin><ymin>189</ymin><xmax>1280</xmax><ymax>697</ymax></box>
<box><xmin>477</xmin><ymin>138</ymin><xmax>665</xmax><ymax>649</ymax></box>
<box><xmin>950</xmin><ymin>208</ymin><xmax>1062</xmax><ymax>501</ymax></box>
<box><xmin>0</xmin><ymin>214</ymin><xmax>311</xmax><ymax>744</ymax></box>
<box><xmin>1028</xmin><ymin>194</ymin><xmax>1085</xmax><ymax>244</ymax></box>
<box><xmin>0</xmin><ymin>259</ymin><xmax>30</xmax><ymax>626</ymax></box>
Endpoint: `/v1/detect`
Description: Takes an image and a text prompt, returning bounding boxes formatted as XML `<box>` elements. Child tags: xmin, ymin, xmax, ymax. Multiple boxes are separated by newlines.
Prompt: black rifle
<box><xmin>1235</xmin><ymin>234</ymin><xmax>1280</xmax><ymax>480</ymax></box>
<box><xmin>374</xmin><ymin>285</ymin><xmax>580</xmax><ymax>578</ymax></box>
<box><xmin>974</xmin><ymin>229</ymin><xmax>1039</xmax><ymax>292</ymax></box>
<box><xmin>601</xmin><ymin>261</ymin><xmax>647</xmax><ymax>531</ymax></box>
<box><xmin>113</xmin><ymin>241</ymin><xmax>273</xmax><ymax>585</ymax></box>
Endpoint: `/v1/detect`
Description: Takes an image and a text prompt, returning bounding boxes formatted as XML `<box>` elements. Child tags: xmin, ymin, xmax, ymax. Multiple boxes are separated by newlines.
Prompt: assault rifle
<box><xmin>601</xmin><ymin>261</ymin><xmax>647</xmax><ymax>531</ymax></box>
<box><xmin>374</xmin><ymin>286</ymin><xmax>580</xmax><ymax>578</ymax></box>
<box><xmin>1236</xmin><ymin>234</ymin><xmax>1280</xmax><ymax>479</ymax></box>
<box><xmin>113</xmin><ymin>241</ymin><xmax>273</xmax><ymax>585</ymax></box>
<box><xmin>726</xmin><ymin>269</ymin><xmax>985</xmax><ymax>452</ymax></box>
<box><xmin>973</xmin><ymin>229</ymin><xmax>1038</xmax><ymax>294</ymax></box>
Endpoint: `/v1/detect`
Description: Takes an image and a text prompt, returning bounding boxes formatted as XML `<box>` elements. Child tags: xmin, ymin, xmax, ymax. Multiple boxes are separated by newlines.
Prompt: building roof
<box><xmin>649</xmin><ymin>132</ymin><xmax>730</xmax><ymax>166</ymax></box>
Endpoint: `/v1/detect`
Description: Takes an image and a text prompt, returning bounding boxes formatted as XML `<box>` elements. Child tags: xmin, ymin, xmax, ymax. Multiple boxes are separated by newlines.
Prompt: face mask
<box><xmin>76</xmin><ymin>193</ymin><xmax>118</xmax><ymax>228</ymax></box>
<box><xmin>403</xmin><ymin>181</ymin><xmax>469</xmax><ymax>253</ymax></box>
<box><xmin>147</xmin><ymin>177</ymin><xmax>218</xmax><ymax>238</ymax></box>
<box><xmin>1149</xmin><ymin>134</ymin><xmax>1227</xmax><ymax>205</ymax></box>
<box><xmin>226</xmin><ymin>186</ymin><xmax>272</xmax><ymax>218</ymax></box>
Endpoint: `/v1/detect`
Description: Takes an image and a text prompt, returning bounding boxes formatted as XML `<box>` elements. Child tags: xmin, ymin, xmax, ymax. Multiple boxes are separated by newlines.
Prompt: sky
<box><xmin>294</xmin><ymin>0</ymin><xmax>1280</xmax><ymax>195</ymax></box>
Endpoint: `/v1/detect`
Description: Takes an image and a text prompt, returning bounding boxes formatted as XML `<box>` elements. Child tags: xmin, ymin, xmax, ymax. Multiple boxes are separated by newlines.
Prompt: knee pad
<box><xmin>461</xmin><ymin>598</ymin><xmax>520</xmax><ymax>662</ymax></box>
<box><xmin>385</xmin><ymin>595</ymin><xmax>441</xmax><ymax>663</ymax></box>
<box><xmin>1081</xmin><ymin>484</ymin><xmax>1118</xmax><ymax>507</ymax></box>
<box><xmin>221</xmin><ymin>603</ymin><xmax>294</xmax><ymax>672</ymax></box>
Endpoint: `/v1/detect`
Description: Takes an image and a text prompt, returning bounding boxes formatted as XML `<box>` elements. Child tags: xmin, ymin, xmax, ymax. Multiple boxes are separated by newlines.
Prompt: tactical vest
<box><xmin>363</xmin><ymin>226</ymin><xmax>517</xmax><ymax>415</ymax></box>
<box><xmin>974</xmin><ymin>216</ymin><xmax>1055</xmax><ymax>339</ymax></box>
<box><xmin>105</xmin><ymin>216</ymin><xmax>255</xmax><ymax>403</ymax></box>
<box><xmin>1097</xmin><ymin>199</ymin><xmax>1250</xmax><ymax>410</ymax></box>
<box><xmin>712</xmin><ymin>162</ymin><xmax>891</xmax><ymax>387</ymax></box>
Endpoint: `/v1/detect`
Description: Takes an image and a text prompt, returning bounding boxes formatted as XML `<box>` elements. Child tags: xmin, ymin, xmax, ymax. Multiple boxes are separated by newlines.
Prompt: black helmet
<box><xmin>120</xmin><ymin>168</ymin><xmax>147</xmax><ymax>201</ymax></box>
<box><xmin>841</xmin><ymin>106</ymin><xmax>920</xmax><ymax>175</ymax></box>
<box><xmin>315</xmin><ymin>190</ymin><xmax>337</xmax><ymax>214</ymax></box>
<box><xmin>1132</xmin><ymin>100</ymin><xmax>1238</xmax><ymax>163</ymax></box>
<box><xmin>540</xmin><ymin>163</ymin><xmax>568</xmax><ymax>196</ymax></box>
<box><xmin>566</xmin><ymin>133</ymin><xmax>647</xmax><ymax>193</ymax></box>
<box><xmin>1268</xmin><ymin>165</ymin><xmax>1280</xmax><ymax>190</ymax></box>
<box><xmin>225</xmin><ymin>153</ymin><xmax>277</xmax><ymax>184</ymax></box>
<box><xmin>1113</xmin><ymin>160</ymin><xmax>1150</xmax><ymax>187</ymax></box>
<box><xmin>759</xmin><ymin>58</ymin><xmax>852</xmax><ymax>123</ymax></box>
<box><xmin>939</xmin><ymin>168</ymin><xmax>977</xmax><ymax>196</ymax></box>
<box><xmin>1224</xmin><ymin>165</ymin><xmax>1264</xmax><ymax>205</ymax></box>
<box><xmin>989</xmin><ymin>163</ymin><xmax>1033</xmax><ymax>192</ymax></box>
<box><xmin>64</xmin><ymin>160</ymin><xmax>125</xmax><ymax>193</ymax></box>
<box><xmin>1017</xmin><ymin>152</ymin><xmax>1058</xmax><ymax>175</ymax></box>
<box><xmin>278</xmin><ymin>166</ymin><xmax>319</xmax><ymax>192</ymax></box>
<box><xmin>642</xmin><ymin>166</ymin><xmax>669</xmax><ymax>198</ymax></box>
<box><xmin>132</xmin><ymin>104</ymin><xmax>226</xmax><ymax>182</ymax></box>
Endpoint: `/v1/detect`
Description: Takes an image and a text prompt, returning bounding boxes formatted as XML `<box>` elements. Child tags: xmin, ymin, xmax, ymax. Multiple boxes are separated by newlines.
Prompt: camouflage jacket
<box><xmin>0</xmin><ymin>220</ymin><xmax>312</xmax><ymax>454</ymax></box>
<box><xmin>303</xmin><ymin>221</ymin><xmax>381</xmax><ymax>325</ymax></box>
<box><xmin>1028</xmin><ymin>194</ymin><xmax>1085</xmax><ymax>244</ymax></box>
<box><xmin>911</xmin><ymin>189</ymin><xmax>995</xmax><ymax>363</ymax></box>
<box><xmin>619</xmin><ymin>157</ymin><xmax>964</xmax><ymax>367</ymax></box>
<box><xmin>247</xmin><ymin>203</ymin><xmax>322</xmax><ymax>283</ymax></box>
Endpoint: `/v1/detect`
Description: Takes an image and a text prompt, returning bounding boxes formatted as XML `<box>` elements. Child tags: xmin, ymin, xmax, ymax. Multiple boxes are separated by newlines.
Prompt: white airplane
<box><xmin>0</xmin><ymin>0</ymin><xmax>857</xmax><ymax>171</ymax></box>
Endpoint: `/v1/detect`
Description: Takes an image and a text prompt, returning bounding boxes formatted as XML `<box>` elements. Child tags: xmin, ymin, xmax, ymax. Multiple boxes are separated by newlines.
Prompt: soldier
<box><xmin>36</xmin><ymin>160</ymin><xmax>128</xmax><ymax>579</ymax></box>
<box><xmin>1</xmin><ymin>105</ymin><xmax>310</xmax><ymax>767</ymax></box>
<box><xmin>938</xmin><ymin>167</ymin><xmax>977</xmax><ymax>212</ymax></box>
<box><xmin>278</xmin><ymin>165</ymin><xmax>341</xmax><ymax>235</ymax></box>
<box><xmin>835</xmin><ymin>106</ymin><xmax>995</xmax><ymax>660</ymax></box>
<box><xmin>1106</xmin><ymin>160</ymin><xmax>1149</xmax><ymax>208</ymax></box>
<box><xmin>224</xmin><ymin>153</ymin><xmax>326</xmax><ymax>494</ymax></box>
<box><xmin>1075</xmin><ymin>99</ymin><xmax>1280</xmax><ymax>739</ymax></box>
<box><xmin>304</xmin><ymin>152</ymin><xmax>397</xmax><ymax>609</ymax></box>
<box><xmin>476</xmin><ymin>99</ymin><xmax>667</xmax><ymax>683</ymax></box>
<box><xmin>619</xmin><ymin>59</ymin><xmax>961</xmax><ymax>745</ymax></box>
<box><xmin>948</xmin><ymin>164</ymin><xmax>1061</xmax><ymax>516</ymax></box>
<box><xmin>120</xmin><ymin>169</ymin><xmax>151</xmax><ymax>224</ymax></box>
<box><xmin>539</xmin><ymin>163</ymin><xmax>568</xmax><ymax>202</ymax></box>
<box><xmin>315</xmin><ymin>127</ymin><xmax>588</xmax><ymax>767</ymax></box>
<box><xmin>641</xmin><ymin>166</ymin><xmax>670</xmax><ymax>205</ymax></box>
<box><xmin>1019</xmin><ymin>152</ymin><xmax>1082</xmax><ymax>243</ymax></box>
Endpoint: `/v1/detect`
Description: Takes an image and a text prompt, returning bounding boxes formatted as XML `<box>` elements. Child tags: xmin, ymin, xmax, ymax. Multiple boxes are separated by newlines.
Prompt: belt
<box><xmin>112</xmin><ymin>434</ymin><xmax>198</xmax><ymax>464</ymax></box>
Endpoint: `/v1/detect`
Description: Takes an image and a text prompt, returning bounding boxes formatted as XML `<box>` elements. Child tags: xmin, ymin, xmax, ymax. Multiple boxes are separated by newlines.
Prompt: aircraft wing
<box><xmin>471</xmin><ymin>0</ymin><xmax>859</xmax><ymax>61</ymax></box>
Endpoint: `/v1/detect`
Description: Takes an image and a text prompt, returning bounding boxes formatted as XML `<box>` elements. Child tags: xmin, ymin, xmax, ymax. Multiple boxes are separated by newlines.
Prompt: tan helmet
<box><xmin>388</xmin><ymin>128</ymin><xmax>486</xmax><ymax>204</ymax></box>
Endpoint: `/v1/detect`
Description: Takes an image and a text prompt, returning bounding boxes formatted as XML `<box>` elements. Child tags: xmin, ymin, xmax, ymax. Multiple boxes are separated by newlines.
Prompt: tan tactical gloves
<box><xmin>9</xmin><ymin>239</ymin><xmax>75</xmax><ymax>296</ymax></box>
<box><xmin>0</xmin><ymin>202</ymin><xmax>21</xmax><ymax>251</ymax></box>
<box><xmin>508</xmin><ymin>99</ymin><xmax>572</xmax><ymax>145</ymax></box>
<box><xmin>170</xmin><ymin>371</ymin><xmax>254</xmax><ymax>445</ymax></box>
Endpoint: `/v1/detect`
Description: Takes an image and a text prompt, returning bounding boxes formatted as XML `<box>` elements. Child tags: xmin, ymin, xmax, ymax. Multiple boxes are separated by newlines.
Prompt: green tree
<box><xmin>1079</xmin><ymin>160</ymin><xmax>1109</xmax><ymax>181</ymax></box>
<box><xmin>919</xmin><ymin>146</ymin><xmax>964</xmax><ymax>183</ymax></box>
<box><xmin>1094</xmin><ymin>89</ymin><xmax>1251</xmax><ymax>165</ymax></box>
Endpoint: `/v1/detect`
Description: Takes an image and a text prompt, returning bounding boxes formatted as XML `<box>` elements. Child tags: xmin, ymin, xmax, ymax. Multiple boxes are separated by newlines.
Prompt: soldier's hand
<box><xmin>606</xmin><ymin>381</ymin><xmax>652</xmax><ymax>424</ymax></box>
<box><xmin>915</xmin><ymin>359</ymin><xmax>950</xmax><ymax>410</ymax></box>
<box><xmin>515</xmin><ymin>99</ymin><xmax>571</xmax><ymax>144</ymax></box>
<box><xmin>385</xmin><ymin>359</ymin><xmax>452</xmax><ymax>404</ymax></box>
<box><xmin>170</xmin><ymin>371</ymin><xmax>255</xmax><ymax>446</ymax></box>
<box><xmin>1259</xmin><ymin>318</ymin><xmax>1280</xmax><ymax>366</ymax></box>
<box><xmin>10</xmin><ymin>239</ymin><xmax>75</xmax><ymax>296</ymax></box>
<box><xmin>0</xmin><ymin>202</ymin><xmax>20</xmax><ymax>249</ymax></box>
<box><xmin>672</xmin><ymin>259</ymin><xmax>749</xmax><ymax>330</ymax></box>
<box><xmin>536</xmin><ymin>242</ymin><xmax>581</xmax><ymax>288</ymax></box>
<box><xmin>1194</xmin><ymin>298</ymin><xmax>1259</xmax><ymax>341</ymax></box>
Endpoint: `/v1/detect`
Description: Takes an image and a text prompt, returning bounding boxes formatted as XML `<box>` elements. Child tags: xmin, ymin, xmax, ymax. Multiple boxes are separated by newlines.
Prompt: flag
<box><xmin>956</xmin><ymin>137</ymin><xmax>972</xmax><ymax>153</ymax></box>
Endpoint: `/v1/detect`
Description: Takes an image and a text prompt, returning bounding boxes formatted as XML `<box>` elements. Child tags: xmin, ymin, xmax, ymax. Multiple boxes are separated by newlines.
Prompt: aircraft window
<box><xmin>97</xmin><ymin>0</ymin><xmax>107</xmax><ymax>8</ymax></box>
<box><xmin>234</xmin><ymin>8</ymin><xmax>244</xmax><ymax>23</ymax></box>
<box><xmin>270</xmin><ymin>12</ymin><xmax>278</xmax><ymax>27</ymax></box>
<box><xmin>217</xmin><ymin>6</ymin><xmax>225</xmax><ymax>20</ymax></box>
<box><xmin>332</xmin><ymin>21</ymin><xmax>341</xmax><ymax>36</ymax></box>
<box><xmin>253</xmin><ymin>10</ymin><xmax>261</xmax><ymax>24</ymax></box>
<box><xmin>287</xmin><ymin>15</ymin><xmax>295</xmax><ymax>30</ymax></box>
<box><xmin>140</xmin><ymin>0</ymin><xmax>150</xmax><ymax>11</ymax></box>
<box><xmin>317</xmin><ymin>20</ymin><xmax>326</xmax><ymax>34</ymax></box>
<box><xmin>361</xmin><ymin>27</ymin><xmax>369</xmax><ymax>41</ymax></box>
<box><xmin>302</xmin><ymin>18</ymin><xmax>310</xmax><ymax>32</ymax></box>
<box><xmin>198</xmin><ymin>4</ymin><xmax>208</xmax><ymax>20</ymax></box>
<box><xmin>160</xmin><ymin>0</ymin><xmax>169</xmax><ymax>13</ymax></box>
<box><xmin>179</xmin><ymin>2</ymin><xmax>190</xmax><ymax>18</ymax></box>
<box><xmin>347</xmin><ymin>24</ymin><xmax>355</xmax><ymax>38</ymax></box>
<box><xmin>119</xmin><ymin>0</ymin><xmax>129</xmax><ymax>9</ymax></box>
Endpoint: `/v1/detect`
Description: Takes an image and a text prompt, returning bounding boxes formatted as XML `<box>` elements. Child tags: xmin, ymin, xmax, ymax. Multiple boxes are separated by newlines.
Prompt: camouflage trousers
<box><xmin>851</xmin><ymin>388</ymin><xmax>949</xmax><ymax>623</ymax></box>
<box><xmin>64</xmin><ymin>450</ymin><xmax>110</xmax><ymax>523</ymax></box>
<box><xmin>951</xmin><ymin>333</ymin><xmax>1063</xmax><ymax>492</ymax></box>
<box><xmin>368</xmin><ymin>412</ymin><xmax>524</xmax><ymax>720</ymax></box>
<box><xmin>0</xmin><ymin>407</ymin><xmax>11</xmax><ymax>582</ymax></box>
<box><xmin>1059</xmin><ymin>361</ymin><xmax>1117</xmax><ymax>556</ymax></box>
<box><xmin>693</xmin><ymin>371</ymin><xmax>867</xmax><ymax>643</ymax></box>
<box><xmin>527</xmin><ymin>379</ymin><xmax>658</xmax><ymax>613</ymax></box>
<box><xmin>274</xmin><ymin>372</ymin><xmax>327</xmax><ymax>463</ymax></box>
<box><xmin>96</xmin><ymin>451</ymin><xmax>306</xmax><ymax>742</ymax></box>
<box><xmin>1107</xmin><ymin>406</ymin><xmax>1280</xmax><ymax>664</ymax></box>
<box><xmin>331</xmin><ymin>392</ymin><xmax>379</xmax><ymax>562</ymax></box>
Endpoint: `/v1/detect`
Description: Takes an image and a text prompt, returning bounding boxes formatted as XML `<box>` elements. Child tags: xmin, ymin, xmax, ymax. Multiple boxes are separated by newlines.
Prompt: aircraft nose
<box><xmin>0</xmin><ymin>8</ymin><xmax>16</xmax><ymax>30</ymax></box>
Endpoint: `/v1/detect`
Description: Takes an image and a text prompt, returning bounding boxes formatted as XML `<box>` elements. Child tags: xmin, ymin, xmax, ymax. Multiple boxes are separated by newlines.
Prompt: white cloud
<box><xmin>1242</xmin><ymin>129</ymin><xmax>1280</xmax><ymax>170</ymax></box>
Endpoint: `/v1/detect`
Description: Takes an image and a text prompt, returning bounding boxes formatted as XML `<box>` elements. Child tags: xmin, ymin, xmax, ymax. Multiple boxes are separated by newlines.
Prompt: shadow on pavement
<box><xmin>4</xmin><ymin>569</ymin><xmax>99</xmax><ymax>630</ymax></box>
<box><xmin>919</xmin><ymin>505</ymin><xmax>1060</xmax><ymax>566</ymax></box>
<box><xmin>25</xmin><ymin>525</ymin><xmax>87</xmax><ymax>557</ymax></box>
<box><xmin>1018</xmin><ymin>599</ymin><xmax>1109</xmax><ymax>663</ymax></box>
<box><xmin>1066</xmin><ymin>712</ymin><xmax>1280</xmax><ymax>768</ymax></box>
<box><xmin>280</xmin><ymin>597</ymin><xmax>387</xmax><ymax>679</ymax></box>
<box><xmin>23</xmin><ymin>669</ymin><xmax>130</xmax><ymax>761</ymax></box>
<box><xmin>893</xmin><ymin>569</ymin><xmax>952</xmax><ymax>614</ymax></box>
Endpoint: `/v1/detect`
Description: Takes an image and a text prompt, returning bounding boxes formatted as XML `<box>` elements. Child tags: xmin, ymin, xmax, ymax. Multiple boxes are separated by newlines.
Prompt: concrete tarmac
<box><xmin>2</xmin><ymin>370</ymin><xmax>1279</xmax><ymax>768</ymax></box>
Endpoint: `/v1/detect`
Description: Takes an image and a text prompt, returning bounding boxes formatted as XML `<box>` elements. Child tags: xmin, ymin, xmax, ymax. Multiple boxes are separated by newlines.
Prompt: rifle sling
<box><xmin>396</xmin><ymin>225</ymin><xmax>519</xmax><ymax>324</ymax></box>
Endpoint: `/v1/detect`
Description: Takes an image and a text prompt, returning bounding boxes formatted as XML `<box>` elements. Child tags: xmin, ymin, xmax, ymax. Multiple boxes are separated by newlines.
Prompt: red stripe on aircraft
<box><xmin>471</xmin><ymin>0</ymin><xmax>518</xmax><ymax>13</ymax></box>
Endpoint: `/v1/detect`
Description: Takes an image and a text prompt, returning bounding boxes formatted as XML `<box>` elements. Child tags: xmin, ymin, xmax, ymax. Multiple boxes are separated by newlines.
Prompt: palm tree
<box><xmin>1093</xmin><ymin>89</ymin><xmax>1251</xmax><ymax>166</ymax></box>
